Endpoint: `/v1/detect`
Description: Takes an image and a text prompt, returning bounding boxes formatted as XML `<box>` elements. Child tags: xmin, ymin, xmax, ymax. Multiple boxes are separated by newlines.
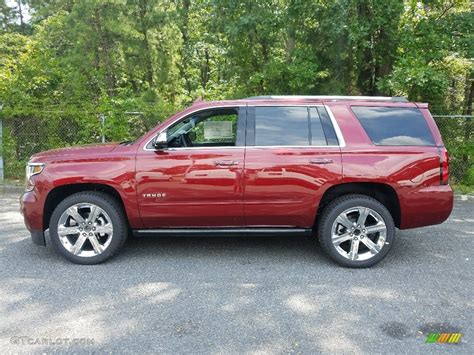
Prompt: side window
<box><xmin>309</xmin><ymin>107</ymin><xmax>329</xmax><ymax>146</ymax></box>
<box><xmin>254</xmin><ymin>106</ymin><xmax>339</xmax><ymax>147</ymax></box>
<box><xmin>352</xmin><ymin>106</ymin><xmax>435</xmax><ymax>146</ymax></box>
<box><xmin>255</xmin><ymin>106</ymin><xmax>310</xmax><ymax>146</ymax></box>
<box><xmin>313</xmin><ymin>107</ymin><xmax>339</xmax><ymax>146</ymax></box>
<box><xmin>167</xmin><ymin>108</ymin><xmax>239</xmax><ymax>148</ymax></box>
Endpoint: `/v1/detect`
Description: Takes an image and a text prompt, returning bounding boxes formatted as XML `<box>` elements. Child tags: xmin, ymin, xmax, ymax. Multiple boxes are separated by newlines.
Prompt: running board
<box><xmin>133</xmin><ymin>228</ymin><xmax>312</xmax><ymax>238</ymax></box>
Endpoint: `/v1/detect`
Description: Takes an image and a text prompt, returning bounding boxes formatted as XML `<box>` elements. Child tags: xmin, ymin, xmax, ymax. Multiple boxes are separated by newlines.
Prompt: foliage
<box><xmin>0</xmin><ymin>0</ymin><xmax>472</xmax><ymax>183</ymax></box>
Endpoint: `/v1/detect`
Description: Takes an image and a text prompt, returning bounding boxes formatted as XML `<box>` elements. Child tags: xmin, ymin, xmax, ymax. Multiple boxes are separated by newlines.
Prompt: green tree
<box><xmin>0</xmin><ymin>0</ymin><xmax>472</xmax><ymax>183</ymax></box>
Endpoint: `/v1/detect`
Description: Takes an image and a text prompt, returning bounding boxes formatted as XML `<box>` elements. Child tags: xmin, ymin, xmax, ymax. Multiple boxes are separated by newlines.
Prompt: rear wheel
<box><xmin>317</xmin><ymin>194</ymin><xmax>395</xmax><ymax>268</ymax></box>
<box><xmin>49</xmin><ymin>191</ymin><xmax>127</xmax><ymax>264</ymax></box>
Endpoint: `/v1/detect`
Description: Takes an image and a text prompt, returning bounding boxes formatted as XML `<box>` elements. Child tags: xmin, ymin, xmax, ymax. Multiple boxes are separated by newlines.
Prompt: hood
<box><xmin>30</xmin><ymin>143</ymin><xmax>118</xmax><ymax>161</ymax></box>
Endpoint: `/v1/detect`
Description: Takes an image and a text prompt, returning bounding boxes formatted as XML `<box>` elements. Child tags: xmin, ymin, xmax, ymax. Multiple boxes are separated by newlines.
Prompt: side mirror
<box><xmin>153</xmin><ymin>131</ymin><xmax>168</xmax><ymax>150</ymax></box>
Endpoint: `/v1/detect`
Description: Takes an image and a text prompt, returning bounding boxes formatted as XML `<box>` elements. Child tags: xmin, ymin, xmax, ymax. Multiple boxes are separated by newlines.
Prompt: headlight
<box><xmin>25</xmin><ymin>162</ymin><xmax>45</xmax><ymax>191</ymax></box>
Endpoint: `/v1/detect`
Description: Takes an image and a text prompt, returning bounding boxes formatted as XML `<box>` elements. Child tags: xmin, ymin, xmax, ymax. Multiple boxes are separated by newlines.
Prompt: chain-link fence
<box><xmin>0</xmin><ymin>112</ymin><xmax>472</xmax><ymax>187</ymax></box>
<box><xmin>0</xmin><ymin>112</ymin><xmax>161</xmax><ymax>181</ymax></box>
<box><xmin>433</xmin><ymin>115</ymin><xmax>473</xmax><ymax>187</ymax></box>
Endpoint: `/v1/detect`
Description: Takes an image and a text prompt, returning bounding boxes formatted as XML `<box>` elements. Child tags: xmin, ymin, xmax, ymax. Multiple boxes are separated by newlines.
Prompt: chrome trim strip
<box><xmin>133</xmin><ymin>228</ymin><xmax>312</xmax><ymax>237</ymax></box>
<box><xmin>324</xmin><ymin>105</ymin><xmax>346</xmax><ymax>148</ymax></box>
<box><xmin>163</xmin><ymin>146</ymin><xmax>244</xmax><ymax>151</ymax></box>
<box><xmin>248</xmin><ymin>145</ymin><xmax>340</xmax><ymax>149</ymax></box>
<box><xmin>156</xmin><ymin>145</ymin><xmax>339</xmax><ymax>151</ymax></box>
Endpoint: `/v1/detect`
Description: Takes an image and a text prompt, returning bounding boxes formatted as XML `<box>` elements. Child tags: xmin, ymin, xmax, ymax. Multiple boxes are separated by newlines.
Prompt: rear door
<box><xmin>243</xmin><ymin>105</ymin><xmax>343</xmax><ymax>227</ymax></box>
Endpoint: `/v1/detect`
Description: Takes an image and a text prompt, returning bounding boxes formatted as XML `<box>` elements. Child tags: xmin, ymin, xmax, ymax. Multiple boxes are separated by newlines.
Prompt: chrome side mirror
<box><xmin>153</xmin><ymin>131</ymin><xmax>168</xmax><ymax>150</ymax></box>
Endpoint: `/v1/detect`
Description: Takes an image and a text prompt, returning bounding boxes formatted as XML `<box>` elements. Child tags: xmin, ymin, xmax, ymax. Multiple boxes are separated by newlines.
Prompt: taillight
<box><xmin>440</xmin><ymin>150</ymin><xmax>449</xmax><ymax>185</ymax></box>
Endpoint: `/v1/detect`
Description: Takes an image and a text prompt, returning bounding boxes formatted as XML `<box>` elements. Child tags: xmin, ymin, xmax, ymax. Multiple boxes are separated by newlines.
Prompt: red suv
<box><xmin>21</xmin><ymin>96</ymin><xmax>453</xmax><ymax>267</ymax></box>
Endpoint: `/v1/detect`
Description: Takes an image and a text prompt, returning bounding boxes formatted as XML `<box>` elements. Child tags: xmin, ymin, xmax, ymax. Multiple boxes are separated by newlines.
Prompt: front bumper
<box><xmin>20</xmin><ymin>190</ymin><xmax>46</xmax><ymax>246</ymax></box>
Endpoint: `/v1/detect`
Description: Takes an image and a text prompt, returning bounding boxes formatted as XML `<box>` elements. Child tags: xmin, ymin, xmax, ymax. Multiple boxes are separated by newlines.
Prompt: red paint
<box><xmin>135</xmin><ymin>147</ymin><xmax>245</xmax><ymax>227</ymax></box>
<box><xmin>21</xmin><ymin>97</ymin><xmax>453</xmax><ymax>234</ymax></box>
<box><xmin>243</xmin><ymin>147</ymin><xmax>342</xmax><ymax>226</ymax></box>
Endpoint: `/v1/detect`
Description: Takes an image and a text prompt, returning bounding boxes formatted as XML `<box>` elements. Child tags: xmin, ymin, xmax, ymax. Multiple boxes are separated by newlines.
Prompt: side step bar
<box><xmin>133</xmin><ymin>228</ymin><xmax>312</xmax><ymax>238</ymax></box>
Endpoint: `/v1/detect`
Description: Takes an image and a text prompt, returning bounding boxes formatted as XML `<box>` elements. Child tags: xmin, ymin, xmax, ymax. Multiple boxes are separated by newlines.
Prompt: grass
<box><xmin>1</xmin><ymin>178</ymin><xmax>24</xmax><ymax>187</ymax></box>
<box><xmin>452</xmin><ymin>184</ymin><xmax>474</xmax><ymax>195</ymax></box>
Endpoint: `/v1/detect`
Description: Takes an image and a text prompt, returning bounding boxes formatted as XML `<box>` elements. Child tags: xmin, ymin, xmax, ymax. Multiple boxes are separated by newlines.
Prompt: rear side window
<box><xmin>311</xmin><ymin>107</ymin><xmax>339</xmax><ymax>146</ymax></box>
<box><xmin>254</xmin><ymin>106</ymin><xmax>339</xmax><ymax>146</ymax></box>
<box><xmin>308</xmin><ymin>107</ymin><xmax>327</xmax><ymax>146</ymax></box>
<box><xmin>352</xmin><ymin>106</ymin><xmax>435</xmax><ymax>146</ymax></box>
<box><xmin>255</xmin><ymin>106</ymin><xmax>310</xmax><ymax>146</ymax></box>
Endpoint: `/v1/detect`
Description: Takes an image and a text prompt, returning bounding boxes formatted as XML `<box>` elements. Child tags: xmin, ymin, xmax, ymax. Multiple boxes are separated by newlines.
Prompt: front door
<box><xmin>136</xmin><ymin>107</ymin><xmax>246</xmax><ymax>228</ymax></box>
<box><xmin>243</xmin><ymin>105</ymin><xmax>343</xmax><ymax>227</ymax></box>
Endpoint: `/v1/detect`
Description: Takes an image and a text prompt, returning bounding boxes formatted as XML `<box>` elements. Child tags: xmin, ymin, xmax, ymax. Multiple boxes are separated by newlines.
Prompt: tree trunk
<box><xmin>374</xmin><ymin>28</ymin><xmax>394</xmax><ymax>95</ymax></box>
<box><xmin>94</xmin><ymin>5</ymin><xmax>117</xmax><ymax>97</ymax></box>
<box><xmin>347</xmin><ymin>42</ymin><xmax>354</xmax><ymax>94</ymax></box>
<box><xmin>16</xmin><ymin>0</ymin><xmax>24</xmax><ymax>34</ymax></box>
<box><xmin>177</xmin><ymin>0</ymin><xmax>192</xmax><ymax>95</ymax></box>
<box><xmin>356</xmin><ymin>1</ymin><xmax>375</xmax><ymax>95</ymax></box>
<box><xmin>139</xmin><ymin>0</ymin><xmax>154</xmax><ymax>88</ymax></box>
<box><xmin>200</xmin><ymin>47</ymin><xmax>210</xmax><ymax>89</ymax></box>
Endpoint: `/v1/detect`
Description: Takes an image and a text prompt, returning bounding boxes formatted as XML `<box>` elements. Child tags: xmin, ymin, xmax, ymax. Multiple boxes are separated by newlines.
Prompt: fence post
<box><xmin>100</xmin><ymin>114</ymin><xmax>106</xmax><ymax>143</ymax></box>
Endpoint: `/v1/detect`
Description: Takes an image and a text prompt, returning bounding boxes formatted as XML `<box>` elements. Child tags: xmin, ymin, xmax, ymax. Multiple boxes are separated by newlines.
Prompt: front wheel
<box><xmin>317</xmin><ymin>194</ymin><xmax>395</xmax><ymax>268</ymax></box>
<box><xmin>49</xmin><ymin>191</ymin><xmax>127</xmax><ymax>264</ymax></box>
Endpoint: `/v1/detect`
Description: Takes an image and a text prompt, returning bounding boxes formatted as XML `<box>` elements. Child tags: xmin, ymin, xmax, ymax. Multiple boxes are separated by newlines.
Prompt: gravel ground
<box><xmin>0</xmin><ymin>190</ymin><xmax>472</xmax><ymax>354</ymax></box>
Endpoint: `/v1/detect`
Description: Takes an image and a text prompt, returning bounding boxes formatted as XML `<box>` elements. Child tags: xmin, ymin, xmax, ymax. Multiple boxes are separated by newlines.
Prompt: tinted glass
<box><xmin>308</xmin><ymin>107</ymin><xmax>327</xmax><ymax>145</ymax></box>
<box><xmin>167</xmin><ymin>108</ymin><xmax>238</xmax><ymax>148</ymax></box>
<box><xmin>316</xmin><ymin>107</ymin><xmax>339</xmax><ymax>145</ymax></box>
<box><xmin>352</xmin><ymin>106</ymin><xmax>435</xmax><ymax>146</ymax></box>
<box><xmin>255</xmin><ymin>106</ymin><xmax>310</xmax><ymax>146</ymax></box>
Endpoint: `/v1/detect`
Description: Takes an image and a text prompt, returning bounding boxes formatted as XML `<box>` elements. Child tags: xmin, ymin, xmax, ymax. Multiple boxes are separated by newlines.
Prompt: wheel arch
<box><xmin>316</xmin><ymin>182</ymin><xmax>401</xmax><ymax>228</ymax></box>
<box><xmin>43</xmin><ymin>183</ymin><xmax>128</xmax><ymax>231</ymax></box>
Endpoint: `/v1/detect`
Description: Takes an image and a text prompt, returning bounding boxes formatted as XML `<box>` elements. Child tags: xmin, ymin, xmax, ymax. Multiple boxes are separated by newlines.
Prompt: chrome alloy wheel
<box><xmin>331</xmin><ymin>206</ymin><xmax>387</xmax><ymax>261</ymax></box>
<box><xmin>57</xmin><ymin>203</ymin><xmax>113</xmax><ymax>257</ymax></box>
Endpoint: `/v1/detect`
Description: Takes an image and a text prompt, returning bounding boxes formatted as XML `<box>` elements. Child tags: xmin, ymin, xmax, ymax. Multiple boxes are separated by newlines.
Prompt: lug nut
<box><xmin>354</xmin><ymin>237</ymin><xmax>358</xmax><ymax>240</ymax></box>
<box><xmin>89</xmin><ymin>232</ymin><xmax>93</xmax><ymax>236</ymax></box>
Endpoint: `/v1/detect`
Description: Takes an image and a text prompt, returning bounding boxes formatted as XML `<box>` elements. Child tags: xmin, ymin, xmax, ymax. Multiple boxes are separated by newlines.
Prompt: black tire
<box><xmin>317</xmin><ymin>194</ymin><xmax>395</xmax><ymax>268</ymax></box>
<box><xmin>49</xmin><ymin>191</ymin><xmax>128</xmax><ymax>264</ymax></box>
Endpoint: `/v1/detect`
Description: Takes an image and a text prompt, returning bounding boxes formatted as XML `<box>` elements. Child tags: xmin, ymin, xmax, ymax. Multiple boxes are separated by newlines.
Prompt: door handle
<box><xmin>309</xmin><ymin>158</ymin><xmax>334</xmax><ymax>165</ymax></box>
<box><xmin>214</xmin><ymin>160</ymin><xmax>239</xmax><ymax>166</ymax></box>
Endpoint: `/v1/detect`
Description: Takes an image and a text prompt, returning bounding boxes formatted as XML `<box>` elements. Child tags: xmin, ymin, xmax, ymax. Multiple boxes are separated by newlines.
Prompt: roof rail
<box><xmin>245</xmin><ymin>95</ymin><xmax>408</xmax><ymax>102</ymax></box>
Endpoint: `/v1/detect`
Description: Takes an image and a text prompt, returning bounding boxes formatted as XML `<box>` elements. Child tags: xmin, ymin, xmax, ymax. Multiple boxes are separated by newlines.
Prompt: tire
<box><xmin>317</xmin><ymin>194</ymin><xmax>395</xmax><ymax>268</ymax></box>
<box><xmin>49</xmin><ymin>191</ymin><xmax>128</xmax><ymax>264</ymax></box>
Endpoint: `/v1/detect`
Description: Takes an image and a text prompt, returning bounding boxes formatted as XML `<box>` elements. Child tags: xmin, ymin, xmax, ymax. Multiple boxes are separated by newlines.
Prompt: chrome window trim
<box><xmin>161</xmin><ymin>146</ymin><xmax>245</xmax><ymax>151</ymax></box>
<box><xmin>324</xmin><ymin>105</ymin><xmax>346</xmax><ymax>148</ymax></box>
<box><xmin>248</xmin><ymin>145</ymin><xmax>340</xmax><ymax>149</ymax></box>
<box><xmin>143</xmin><ymin>103</ymin><xmax>346</xmax><ymax>151</ymax></box>
<box><xmin>158</xmin><ymin>145</ymin><xmax>340</xmax><ymax>151</ymax></box>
